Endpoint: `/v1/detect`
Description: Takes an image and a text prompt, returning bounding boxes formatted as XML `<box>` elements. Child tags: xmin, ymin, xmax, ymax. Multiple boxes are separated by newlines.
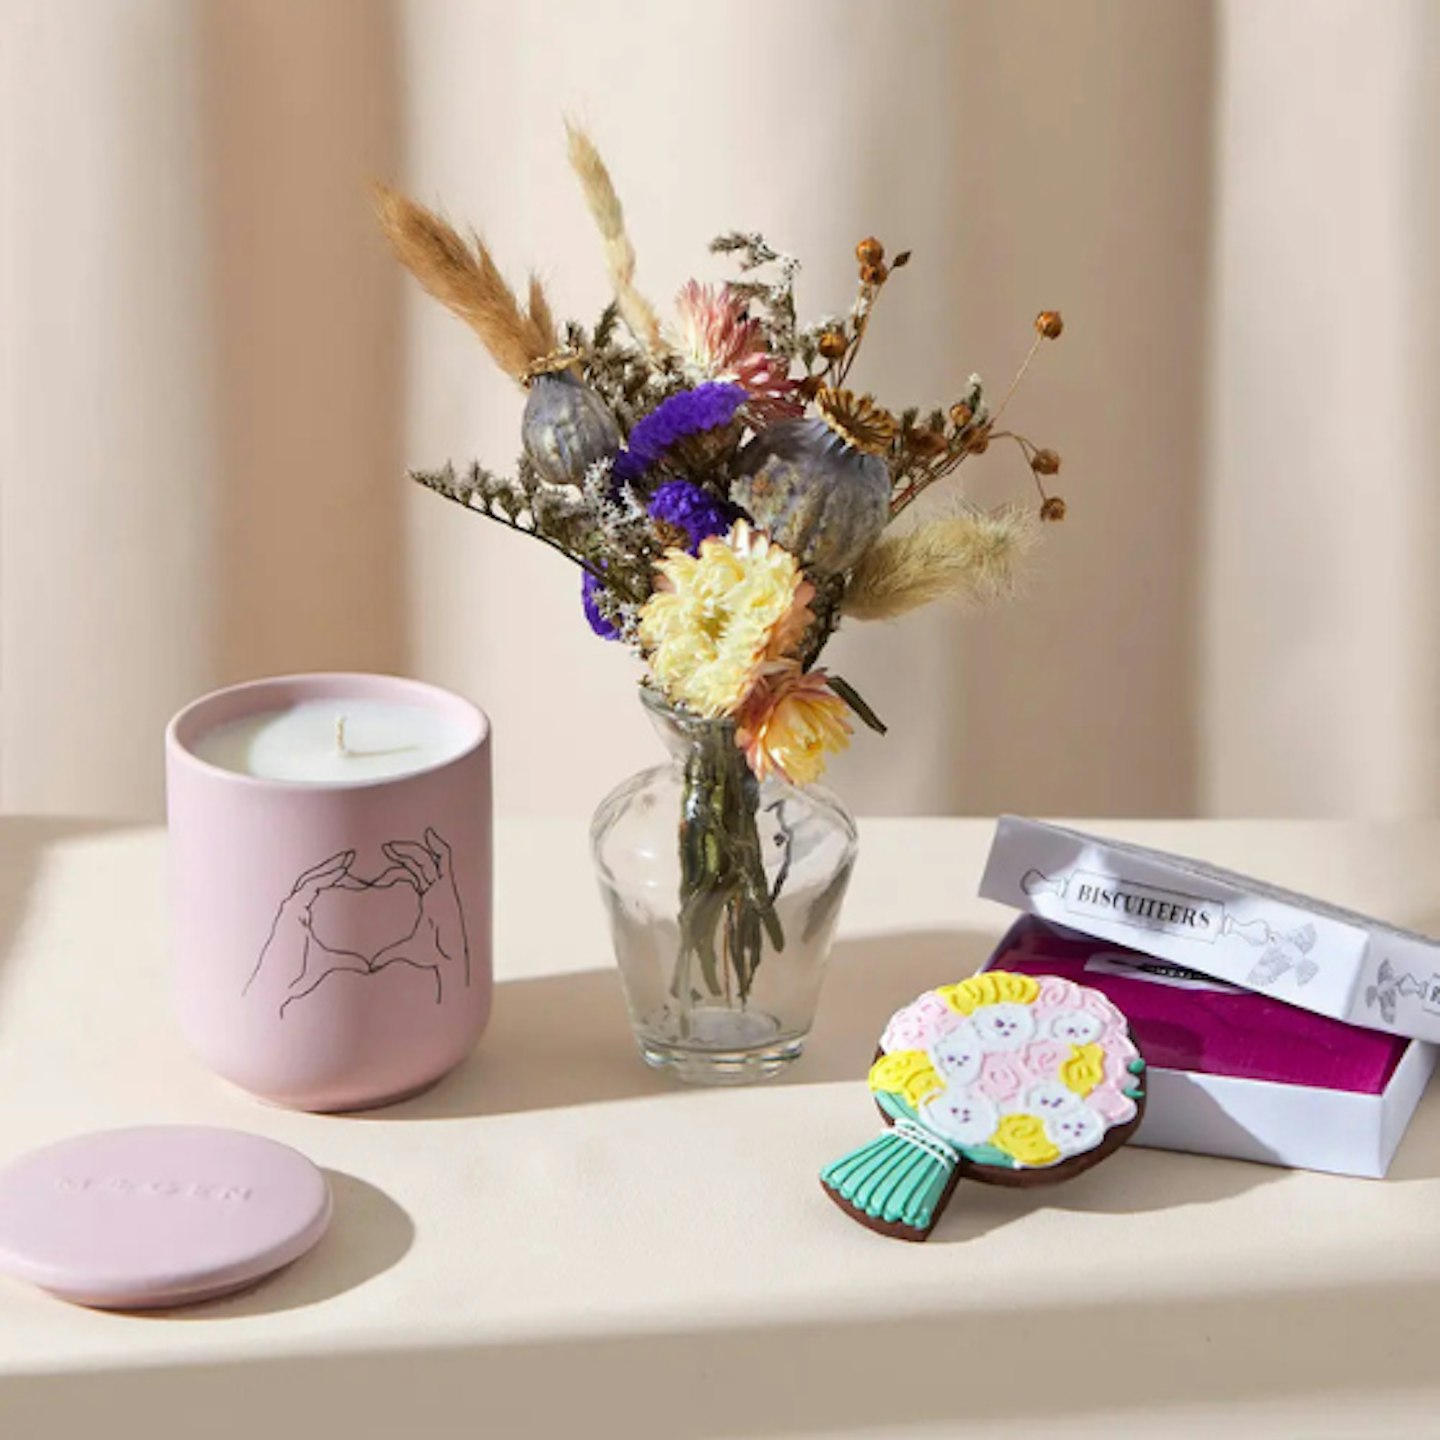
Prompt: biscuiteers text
<box><xmin>1071</xmin><ymin>881</ymin><xmax>1216</xmax><ymax>935</ymax></box>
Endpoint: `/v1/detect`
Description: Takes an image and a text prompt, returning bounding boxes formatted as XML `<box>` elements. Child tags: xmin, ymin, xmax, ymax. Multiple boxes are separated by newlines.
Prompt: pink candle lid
<box><xmin>0</xmin><ymin>1126</ymin><xmax>332</xmax><ymax>1309</ymax></box>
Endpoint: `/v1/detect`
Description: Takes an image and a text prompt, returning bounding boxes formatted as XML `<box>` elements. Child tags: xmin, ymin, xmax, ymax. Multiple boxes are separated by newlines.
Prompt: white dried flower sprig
<box><xmin>583</xmin><ymin>459</ymin><xmax>653</xmax><ymax>553</ymax></box>
<box><xmin>710</xmin><ymin>231</ymin><xmax>804</xmax><ymax>361</ymax></box>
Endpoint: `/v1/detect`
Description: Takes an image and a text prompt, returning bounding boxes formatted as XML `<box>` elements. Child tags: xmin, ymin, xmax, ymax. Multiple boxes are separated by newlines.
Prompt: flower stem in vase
<box><xmin>673</xmin><ymin>723</ymin><xmax>784</xmax><ymax>1033</ymax></box>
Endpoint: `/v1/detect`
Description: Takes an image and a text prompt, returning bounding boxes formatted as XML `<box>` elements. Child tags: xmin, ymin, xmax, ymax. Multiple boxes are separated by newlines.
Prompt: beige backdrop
<box><xmin>2</xmin><ymin>0</ymin><xmax>1436</xmax><ymax>820</ymax></box>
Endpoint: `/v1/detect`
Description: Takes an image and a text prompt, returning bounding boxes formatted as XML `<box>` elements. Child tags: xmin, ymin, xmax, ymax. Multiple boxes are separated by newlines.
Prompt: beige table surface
<box><xmin>3</xmin><ymin>817</ymin><xmax>1440</xmax><ymax>1438</ymax></box>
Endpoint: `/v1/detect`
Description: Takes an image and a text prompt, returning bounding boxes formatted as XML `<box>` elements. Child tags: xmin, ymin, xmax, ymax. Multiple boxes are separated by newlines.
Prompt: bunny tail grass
<box><xmin>527</xmin><ymin>272</ymin><xmax>560</xmax><ymax>355</ymax></box>
<box><xmin>820</xmin><ymin>1121</ymin><xmax>959</xmax><ymax>1239</ymax></box>
<box><xmin>564</xmin><ymin>122</ymin><xmax>666</xmax><ymax>354</ymax></box>
<box><xmin>373</xmin><ymin>183</ymin><xmax>554</xmax><ymax>382</ymax></box>
<box><xmin>842</xmin><ymin>506</ymin><xmax>1040</xmax><ymax>622</ymax></box>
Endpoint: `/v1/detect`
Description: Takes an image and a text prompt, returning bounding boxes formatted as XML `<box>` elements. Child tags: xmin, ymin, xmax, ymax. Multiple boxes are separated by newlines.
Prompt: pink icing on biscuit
<box><xmin>1102</xmin><ymin>1039</ymin><xmax>1140</xmax><ymax>1088</ymax></box>
<box><xmin>881</xmin><ymin>991</ymin><xmax>960</xmax><ymax>1054</ymax></box>
<box><xmin>1089</xmin><ymin>1084</ymin><xmax>1139</xmax><ymax>1123</ymax></box>
<box><xmin>1020</xmin><ymin>1037</ymin><xmax>1070</xmax><ymax>1081</ymax></box>
<box><xmin>870</xmin><ymin>972</ymin><xmax>1145</xmax><ymax>1170</ymax></box>
<box><xmin>1082</xmin><ymin>986</ymin><xmax>1121</xmax><ymax>1020</ymax></box>
<box><xmin>975</xmin><ymin>1052</ymin><xmax>1026</xmax><ymax>1103</ymax></box>
<box><xmin>1037</xmin><ymin>976</ymin><xmax>1082</xmax><ymax>1009</ymax></box>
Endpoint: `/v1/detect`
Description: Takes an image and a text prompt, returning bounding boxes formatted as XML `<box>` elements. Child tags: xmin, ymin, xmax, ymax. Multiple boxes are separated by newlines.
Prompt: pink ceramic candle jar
<box><xmin>166</xmin><ymin>674</ymin><xmax>492</xmax><ymax>1111</ymax></box>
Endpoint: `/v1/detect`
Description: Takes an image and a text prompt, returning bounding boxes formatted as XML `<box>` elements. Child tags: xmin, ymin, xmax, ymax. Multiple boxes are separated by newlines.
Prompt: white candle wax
<box><xmin>192</xmin><ymin>699</ymin><xmax>473</xmax><ymax>783</ymax></box>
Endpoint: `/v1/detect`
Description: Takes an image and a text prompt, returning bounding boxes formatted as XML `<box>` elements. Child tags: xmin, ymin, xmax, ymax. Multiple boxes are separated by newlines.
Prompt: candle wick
<box><xmin>335</xmin><ymin>714</ymin><xmax>349</xmax><ymax>756</ymax></box>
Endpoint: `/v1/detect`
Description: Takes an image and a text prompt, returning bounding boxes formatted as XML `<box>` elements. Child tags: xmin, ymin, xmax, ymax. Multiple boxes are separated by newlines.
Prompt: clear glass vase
<box><xmin>591</xmin><ymin>689</ymin><xmax>859</xmax><ymax>1083</ymax></box>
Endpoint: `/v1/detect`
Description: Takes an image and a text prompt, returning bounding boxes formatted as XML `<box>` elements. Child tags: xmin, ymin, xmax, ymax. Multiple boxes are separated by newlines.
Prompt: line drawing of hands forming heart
<box><xmin>244</xmin><ymin>830</ymin><xmax>470</xmax><ymax>1019</ymax></box>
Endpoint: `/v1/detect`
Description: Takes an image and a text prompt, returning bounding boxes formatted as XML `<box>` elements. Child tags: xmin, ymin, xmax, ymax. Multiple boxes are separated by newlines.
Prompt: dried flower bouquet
<box><xmin>377</xmin><ymin>125</ymin><xmax>1064</xmax><ymax>1031</ymax></box>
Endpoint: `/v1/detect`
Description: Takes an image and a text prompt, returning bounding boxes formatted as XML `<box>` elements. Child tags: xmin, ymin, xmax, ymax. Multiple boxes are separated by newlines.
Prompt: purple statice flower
<box><xmin>581</xmin><ymin>570</ymin><xmax>621</xmax><ymax>641</ymax></box>
<box><xmin>612</xmin><ymin>382</ymin><xmax>746</xmax><ymax>482</ymax></box>
<box><xmin>647</xmin><ymin>479</ymin><xmax>735</xmax><ymax>555</ymax></box>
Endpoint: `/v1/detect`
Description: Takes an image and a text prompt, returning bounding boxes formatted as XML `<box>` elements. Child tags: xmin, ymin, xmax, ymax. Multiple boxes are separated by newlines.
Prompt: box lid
<box><xmin>979</xmin><ymin>816</ymin><xmax>1440</xmax><ymax>1043</ymax></box>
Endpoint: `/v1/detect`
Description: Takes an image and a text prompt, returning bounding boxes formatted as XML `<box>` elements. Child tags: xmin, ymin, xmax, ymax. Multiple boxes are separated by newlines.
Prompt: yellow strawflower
<box><xmin>640</xmin><ymin>521</ymin><xmax>813</xmax><ymax>717</ymax></box>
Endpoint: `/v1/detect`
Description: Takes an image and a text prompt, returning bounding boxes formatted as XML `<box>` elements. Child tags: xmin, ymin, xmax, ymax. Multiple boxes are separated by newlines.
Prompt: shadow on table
<box><xmin>353</xmin><ymin>928</ymin><xmax>995</xmax><ymax>1121</ymax></box>
<box><xmin>140</xmin><ymin>1172</ymin><xmax>415</xmax><ymax>1320</ymax></box>
<box><xmin>8</xmin><ymin>1272</ymin><xmax>1439</xmax><ymax>1437</ymax></box>
<box><xmin>350</xmin><ymin>924</ymin><xmax>1285</xmax><ymax>1233</ymax></box>
<box><xmin>927</xmin><ymin>1140</ymin><xmax>1280</xmax><ymax>1246</ymax></box>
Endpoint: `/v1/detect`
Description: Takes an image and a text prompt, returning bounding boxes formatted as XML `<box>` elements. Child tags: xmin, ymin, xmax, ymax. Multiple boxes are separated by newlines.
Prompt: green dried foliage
<box><xmin>411</xmin><ymin>460</ymin><xmax>605</xmax><ymax>582</ymax></box>
<box><xmin>592</xmin><ymin>299</ymin><xmax>619</xmax><ymax>350</ymax></box>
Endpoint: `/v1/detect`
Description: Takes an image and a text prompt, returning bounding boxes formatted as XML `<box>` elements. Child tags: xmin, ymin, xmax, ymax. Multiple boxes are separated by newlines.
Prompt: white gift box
<box><xmin>978</xmin><ymin>818</ymin><xmax>1438</xmax><ymax>1177</ymax></box>
<box><xmin>981</xmin><ymin>816</ymin><xmax>1440</xmax><ymax>1042</ymax></box>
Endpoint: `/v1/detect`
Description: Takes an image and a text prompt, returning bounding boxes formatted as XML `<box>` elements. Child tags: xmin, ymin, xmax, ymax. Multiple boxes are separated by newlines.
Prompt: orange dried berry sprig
<box><xmin>835</xmin><ymin>238</ymin><xmax>907</xmax><ymax>387</ymax></box>
<box><xmin>1035</xmin><ymin>310</ymin><xmax>1064</xmax><ymax>340</ymax></box>
<box><xmin>855</xmin><ymin>238</ymin><xmax>909</xmax><ymax>289</ymax></box>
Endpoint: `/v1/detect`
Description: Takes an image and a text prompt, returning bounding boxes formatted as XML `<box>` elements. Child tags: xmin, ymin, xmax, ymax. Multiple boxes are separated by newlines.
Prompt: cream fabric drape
<box><xmin>1202</xmin><ymin>1</ymin><xmax>1440</xmax><ymax>816</ymax></box>
<box><xmin>0</xmin><ymin>0</ymin><xmax>405</xmax><ymax>817</ymax></box>
<box><xmin>2</xmin><ymin>0</ymin><xmax>1435</xmax><ymax>820</ymax></box>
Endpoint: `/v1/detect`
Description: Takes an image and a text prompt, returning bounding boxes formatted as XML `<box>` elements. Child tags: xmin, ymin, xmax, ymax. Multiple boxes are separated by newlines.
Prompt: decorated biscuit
<box><xmin>821</xmin><ymin>971</ymin><xmax>1146</xmax><ymax>1241</ymax></box>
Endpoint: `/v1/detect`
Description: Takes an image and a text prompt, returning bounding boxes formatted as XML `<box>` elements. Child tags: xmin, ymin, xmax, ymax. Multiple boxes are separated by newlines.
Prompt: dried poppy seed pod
<box><xmin>1035</xmin><ymin>311</ymin><xmax>1064</xmax><ymax>340</ymax></box>
<box><xmin>1040</xmin><ymin>495</ymin><xmax>1067</xmax><ymax>522</ymax></box>
<box><xmin>733</xmin><ymin>394</ymin><xmax>892</xmax><ymax>575</ymax></box>
<box><xmin>1030</xmin><ymin>448</ymin><xmax>1061</xmax><ymax>476</ymax></box>
<box><xmin>521</xmin><ymin>368</ymin><xmax>621</xmax><ymax>486</ymax></box>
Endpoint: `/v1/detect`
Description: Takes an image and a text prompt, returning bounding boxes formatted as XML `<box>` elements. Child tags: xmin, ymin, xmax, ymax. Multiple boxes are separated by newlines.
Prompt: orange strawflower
<box><xmin>737</xmin><ymin>666</ymin><xmax>853</xmax><ymax>785</ymax></box>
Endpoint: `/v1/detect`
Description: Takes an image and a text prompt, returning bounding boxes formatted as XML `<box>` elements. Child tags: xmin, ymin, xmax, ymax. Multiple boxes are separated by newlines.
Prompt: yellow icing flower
<box><xmin>936</xmin><ymin>971</ymin><xmax>1040</xmax><ymax>1016</ymax></box>
<box><xmin>1061</xmin><ymin>1043</ymin><xmax>1105</xmax><ymax>1097</ymax></box>
<box><xmin>990</xmin><ymin>1112</ymin><xmax>1061</xmax><ymax>1168</ymax></box>
<box><xmin>869</xmin><ymin>1050</ymin><xmax>944</xmax><ymax>1108</ymax></box>
<box><xmin>736</xmin><ymin>665</ymin><xmax>852</xmax><ymax>785</ymax></box>
<box><xmin>639</xmin><ymin>520</ymin><xmax>814</xmax><ymax>717</ymax></box>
